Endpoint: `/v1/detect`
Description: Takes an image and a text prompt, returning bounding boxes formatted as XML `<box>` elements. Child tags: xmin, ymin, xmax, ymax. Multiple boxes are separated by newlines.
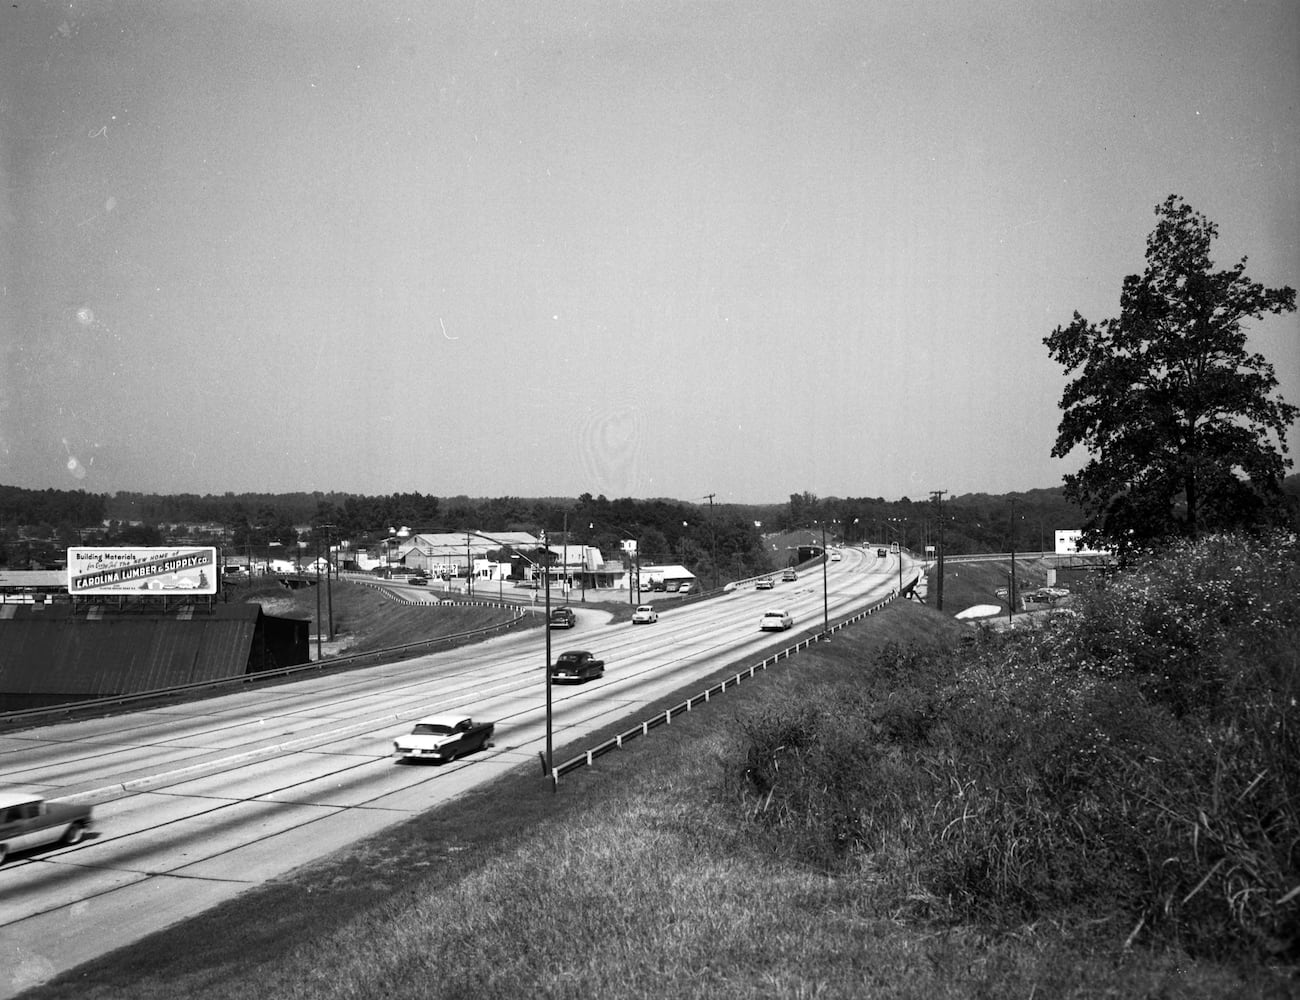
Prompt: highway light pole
<box><xmin>317</xmin><ymin>522</ymin><xmax>337</xmax><ymax>641</ymax></box>
<box><xmin>1008</xmin><ymin>498</ymin><xmax>1017</xmax><ymax>623</ymax></box>
<box><xmin>515</xmin><ymin>539</ymin><xmax>555</xmax><ymax>788</ymax></box>
<box><xmin>931</xmin><ymin>490</ymin><xmax>947</xmax><ymax>612</ymax></box>
<box><xmin>819</xmin><ymin>519</ymin><xmax>841</xmax><ymax>638</ymax></box>
<box><xmin>543</xmin><ymin>531</ymin><xmax>553</xmax><ymax>785</ymax></box>
<box><xmin>887</xmin><ymin>521</ymin><xmax>905</xmax><ymax>594</ymax></box>
<box><xmin>820</xmin><ymin>522</ymin><xmax>829</xmax><ymax>638</ymax></box>
<box><xmin>314</xmin><ymin>534</ymin><xmax>322</xmax><ymax>661</ymax></box>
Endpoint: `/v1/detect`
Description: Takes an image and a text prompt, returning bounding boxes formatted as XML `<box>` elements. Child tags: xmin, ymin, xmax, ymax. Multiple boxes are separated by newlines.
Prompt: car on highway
<box><xmin>830</xmin><ymin>551</ymin><xmax>841</xmax><ymax>562</ymax></box>
<box><xmin>877</xmin><ymin>548</ymin><xmax>887</xmax><ymax>557</ymax></box>
<box><xmin>550</xmin><ymin>650</ymin><xmax>605</xmax><ymax>683</ymax></box>
<box><xmin>548</xmin><ymin>607</ymin><xmax>577</xmax><ymax>629</ymax></box>
<box><xmin>755</xmin><ymin>577</ymin><xmax>775</xmax><ymax>590</ymax></box>
<box><xmin>759</xmin><ymin>609</ymin><xmax>794</xmax><ymax>631</ymax></box>
<box><xmin>0</xmin><ymin>791</ymin><xmax>94</xmax><ymax>865</ymax></box>
<box><xmin>631</xmin><ymin>604</ymin><xmax>659</xmax><ymax>624</ymax></box>
<box><xmin>393</xmin><ymin>715</ymin><xmax>494</xmax><ymax>763</ymax></box>
<box><xmin>781</xmin><ymin>568</ymin><xmax>798</xmax><ymax>582</ymax></box>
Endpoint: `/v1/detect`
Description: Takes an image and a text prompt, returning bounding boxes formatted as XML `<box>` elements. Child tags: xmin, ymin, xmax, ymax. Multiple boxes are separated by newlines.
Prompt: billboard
<box><xmin>1054</xmin><ymin>530</ymin><xmax>1111</xmax><ymax>557</ymax></box>
<box><xmin>67</xmin><ymin>547</ymin><xmax>219</xmax><ymax>596</ymax></box>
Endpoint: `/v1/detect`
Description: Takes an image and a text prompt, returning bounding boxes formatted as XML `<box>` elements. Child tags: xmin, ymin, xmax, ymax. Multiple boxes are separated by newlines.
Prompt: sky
<box><xmin>2</xmin><ymin>0</ymin><xmax>1297</xmax><ymax>506</ymax></box>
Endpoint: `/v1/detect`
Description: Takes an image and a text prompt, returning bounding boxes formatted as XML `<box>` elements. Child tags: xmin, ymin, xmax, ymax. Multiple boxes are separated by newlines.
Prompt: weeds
<box><xmin>726</xmin><ymin>532</ymin><xmax>1300</xmax><ymax>962</ymax></box>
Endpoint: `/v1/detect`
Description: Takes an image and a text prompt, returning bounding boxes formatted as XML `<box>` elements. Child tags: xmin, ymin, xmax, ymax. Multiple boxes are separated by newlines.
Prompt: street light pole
<box><xmin>820</xmin><ymin>521</ymin><xmax>829</xmax><ymax>639</ymax></box>
<box><xmin>931</xmin><ymin>490</ymin><xmax>947</xmax><ymax>612</ymax></box>
<box><xmin>543</xmin><ymin>531</ymin><xmax>553</xmax><ymax>785</ymax></box>
<box><xmin>314</xmin><ymin>534</ymin><xmax>322</xmax><ymax>660</ymax></box>
<box><xmin>1008</xmin><ymin>498</ymin><xmax>1017</xmax><ymax>622</ymax></box>
<box><xmin>510</xmin><ymin>538</ymin><xmax>555</xmax><ymax>790</ymax></box>
<box><xmin>317</xmin><ymin>523</ymin><xmax>337</xmax><ymax>641</ymax></box>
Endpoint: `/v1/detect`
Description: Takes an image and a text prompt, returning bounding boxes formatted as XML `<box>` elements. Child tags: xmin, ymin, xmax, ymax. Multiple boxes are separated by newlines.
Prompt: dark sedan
<box><xmin>548</xmin><ymin>607</ymin><xmax>577</xmax><ymax>629</ymax></box>
<box><xmin>550</xmin><ymin>650</ymin><xmax>605</xmax><ymax>683</ymax></box>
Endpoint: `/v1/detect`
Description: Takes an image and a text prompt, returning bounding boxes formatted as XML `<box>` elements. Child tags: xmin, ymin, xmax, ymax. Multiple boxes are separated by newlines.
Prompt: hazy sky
<box><xmin>2</xmin><ymin>1</ymin><xmax>1297</xmax><ymax>504</ymax></box>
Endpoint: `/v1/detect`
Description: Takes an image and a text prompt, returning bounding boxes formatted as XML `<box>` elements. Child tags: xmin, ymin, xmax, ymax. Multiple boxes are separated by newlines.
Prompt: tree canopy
<box><xmin>1045</xmin><ymin>195</ymin><xmax>1297</xmax><ymax>556</ymax></box>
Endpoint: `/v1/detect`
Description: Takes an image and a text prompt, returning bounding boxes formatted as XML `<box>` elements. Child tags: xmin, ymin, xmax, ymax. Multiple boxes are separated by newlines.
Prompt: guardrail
<box><xmin>0</xmin><ymin>593</ymin><xmax>528</xmax><ymax>727</ymax></box>
<box><xmin>541</xmin><ymin>573</ymin><xmax>920</xmax><ymax>790</ymax></box>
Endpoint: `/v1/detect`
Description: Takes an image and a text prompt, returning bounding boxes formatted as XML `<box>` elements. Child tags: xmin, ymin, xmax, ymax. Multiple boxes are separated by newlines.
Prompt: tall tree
<box><xmin>1045</xmin><ymin>196</ymin><xmax>1297</xmax><ymax>556</ymax></box>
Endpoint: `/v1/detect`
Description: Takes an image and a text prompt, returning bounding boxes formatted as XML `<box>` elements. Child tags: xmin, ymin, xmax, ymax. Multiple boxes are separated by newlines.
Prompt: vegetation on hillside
<box><xmin>730</xmin><ymin>531</ymin><xmax>1298</xmax><ymax>961</ymax></box>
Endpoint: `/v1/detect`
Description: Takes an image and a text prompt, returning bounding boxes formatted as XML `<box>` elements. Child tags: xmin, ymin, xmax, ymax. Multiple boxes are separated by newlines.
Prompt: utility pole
<box><xmin>930</xmin><ymin>490</ymin><xmax>947</xmax><ymax>612</ymax></box>
<box><xmin>704</xmin><ymin>492</ymin><xmax>717</xmax><ymax>590</ymax></box>
<box><xmin>314</xmin><ymin>534</ymin><xmax>322</xmax><ymax>660</ymax></box>
<box><xmin>542</xmin><ymin>529</ymin><xmax>552</xmax><ymax>784</ymax></box>
<box><xmin>317</xmin><ymin>523</ymin><xmax>337</xmax><ymax>641</ymax></box>
<box><xmin>1008</xmin><ymin>498</ymin><xmax>1017</xmax><ymax>622</ymax></box>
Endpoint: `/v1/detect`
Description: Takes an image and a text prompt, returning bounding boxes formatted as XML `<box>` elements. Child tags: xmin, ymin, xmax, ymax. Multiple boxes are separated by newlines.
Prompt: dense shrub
<box><xmin>724</xmin><ymin>533</ymin><xmax>1299</xmax><ymax>960</ymax></box>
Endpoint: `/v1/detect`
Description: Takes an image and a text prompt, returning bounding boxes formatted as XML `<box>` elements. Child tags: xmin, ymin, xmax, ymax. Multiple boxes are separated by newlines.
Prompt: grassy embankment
<box><xmin>239</xmin><ymin>577</ymin><xmax>542</xmax><ymax>658</ymax></box>
<box><xmin>23</xmin><ymin>539</ymin><xmax>1297</xmax><ymax>999</ymax></box>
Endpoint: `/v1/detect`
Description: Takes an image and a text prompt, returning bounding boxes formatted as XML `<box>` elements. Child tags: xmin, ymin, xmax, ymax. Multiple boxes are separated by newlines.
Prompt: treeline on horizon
<box><xmin>2</xmin><ymin>480</ymin><xmax>1117</xmax><ymax>563</ymax></box>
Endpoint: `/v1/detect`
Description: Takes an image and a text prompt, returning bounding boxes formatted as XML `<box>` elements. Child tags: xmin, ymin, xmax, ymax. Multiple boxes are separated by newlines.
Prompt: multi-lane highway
<box><xmin>0</xmin><ymin>547</ymin><xmax>914</xmax><ymax>997</ymax></box>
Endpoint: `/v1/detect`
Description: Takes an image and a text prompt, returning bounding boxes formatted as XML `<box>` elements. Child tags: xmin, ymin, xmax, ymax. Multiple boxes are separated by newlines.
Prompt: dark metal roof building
<box><xmin>0</xmin><ymin>602</ymin><xmax>309</xmax><ymax>712</ymax></box>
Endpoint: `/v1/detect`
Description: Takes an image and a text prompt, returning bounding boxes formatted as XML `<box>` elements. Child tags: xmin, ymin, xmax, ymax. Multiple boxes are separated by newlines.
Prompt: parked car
<box><xmin>759</xmin><ymin>609</ymin><xmax>794</xmax><ymax>631</ymax></box>
<box><xmin>678</xmin><ymin>581</ymin><xmax>693</xmax><ymax>594</ymax></box>
<box><xmin>550</xmin><ymin>650</ymin><xmax>605</xmax><ymax>683</ymax></box>
<box><xmin>548</xmin><ymin>607</ymin><xmax>577</xmax><ymax>629</ymax></box>
<box><xmin>0</xmin><ymin>792</ymin><xmax>94</xmax><ymax>865</ymax></box>
<box><xmin>781</xmin><ymin>568</ymin><xmax>798</xmax><ymax>582</ymax></box>
<box><xmin>755</xmin><ymin>577</ymin><xmax>775</xmax><ymax>590</ymax></box>
<box><xmin>631</xmin><ymin>604</ymin><xmax>659</xmax><ymax>624</ymax></box>
<box><xmin>393</xmin><ymin>715</ymin><xmax>494</xmax><ymax>763</ymax></box>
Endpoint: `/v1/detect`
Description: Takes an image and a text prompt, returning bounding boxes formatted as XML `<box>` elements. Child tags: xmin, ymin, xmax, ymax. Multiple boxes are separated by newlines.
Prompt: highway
<box><xmin>0</xmin><ymin>546</ymin><xmax>914</xmax><ymax>997</ymax></box>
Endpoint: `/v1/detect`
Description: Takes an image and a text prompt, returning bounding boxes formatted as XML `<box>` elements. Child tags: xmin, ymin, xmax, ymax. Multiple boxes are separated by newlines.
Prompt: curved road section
<box><xmin>0</xmin><ymin>547</ymin><xmax>914</xmax><ymax>997</ymax></box>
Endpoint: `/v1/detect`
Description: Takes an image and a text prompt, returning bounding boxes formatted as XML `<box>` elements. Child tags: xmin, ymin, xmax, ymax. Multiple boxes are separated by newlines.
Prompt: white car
<box><xmin>755</xmin><ymin>577</ymin><xmax>775</xmax><ymax>590</ymax></box>
<box><xmin>1</xmin><ymin>792</ymin><xmax>94</xmax><ymax>865</ymax></box>
<box><xmin>759</xmin><ymin>610</ymin><xmax>794</xmax><ymax>631</ymax></box>
<box><xmin>631</xmin><ymin>604</ymin><xmax>659</xmax><ymax>624</ymax></box>
<box><xmin>393</xmin><ymin>715</ymin><xmax>494</xmax><ymax>763</ymax></box>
